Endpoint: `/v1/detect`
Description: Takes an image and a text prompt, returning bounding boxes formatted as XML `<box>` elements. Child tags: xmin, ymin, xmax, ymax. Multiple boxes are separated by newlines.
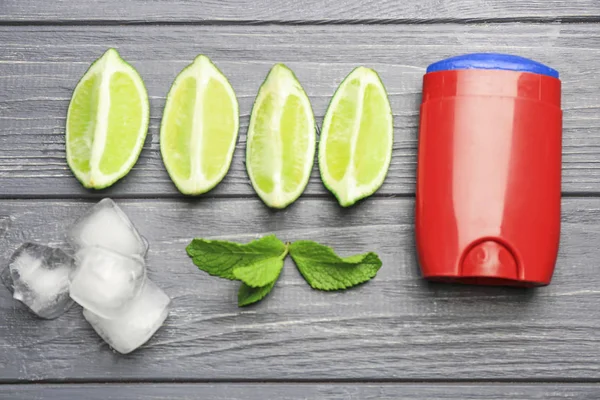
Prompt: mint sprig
<box><xmin>186</xmin><ymin>235</ymin><xmax>287</xmax><ymax>281</ymax></box>
<box><xmin>187</xmin><ymin>235</ymin><xmax>382</xmax><ymax>307</ymax></box>
<box><xmin>288</xmin><ymin>241</ymin><xmax>382</xmax><ymax>291</ymax></box>
<box><xmin>238</xmin><ymin>280</ymin><xmax>278</xmax><ymax>307</ymax></box>
<box><xmin>186</xmin><ymin>235</ymin><xmax>287</xmax><ymax>306</ymax></box>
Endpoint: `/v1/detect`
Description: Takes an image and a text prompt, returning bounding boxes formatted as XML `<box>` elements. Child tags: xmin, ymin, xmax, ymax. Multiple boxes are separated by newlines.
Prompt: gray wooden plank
<box><xmin>0</xmin><ymin>198</ymin><xmax>599</xmax><ymax>381</ymax></box>
<box><xmin>1</xmin><ymin>0</ymin><xmax>599</xmax><ymax>22</ymax></box>
<box><xmin>1</xmin><ymin>383</ymin><xmax>598</xmax><ymax>400</ymax></box>
<box><xmin>1</xmin><ymin>24</ymin><xmax>599</xmax><ymax>198</ymax></box>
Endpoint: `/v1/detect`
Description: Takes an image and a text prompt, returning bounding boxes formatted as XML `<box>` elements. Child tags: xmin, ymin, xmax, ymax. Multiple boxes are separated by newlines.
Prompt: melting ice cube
<box><xmin>70</xmin><ymin>246</ymin><xmax>146</xmax><ymax>319</ymax></box>
<box><xmin>67</xmin><ymin>198</ymin><xmax>148</xmax><ymax>258</ymax></box>
<box><xmin>83</xmin><ymin>278</ymin><xmax>170</xmax><ymax>354</ymax></box>
<box><xmin>5</xmin><ymin>243</ymin><xmax>76</xmax><ymax>319</ymax></box>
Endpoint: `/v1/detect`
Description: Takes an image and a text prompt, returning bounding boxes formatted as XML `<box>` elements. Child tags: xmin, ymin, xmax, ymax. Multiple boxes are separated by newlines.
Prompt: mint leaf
<box><xmin>233</xmin><ymin>245</ymin><xmax>288</xmax><ymax>287</ymax></box>
<box><xmin>238</xmin><ymin>280</ymin><xmax>277</xmax><ymax>307</ymax></box>
<box><xmin>289</xmin><ymin>240</ymin><xmax>382</xmax><ymax>290</ymax></box>
<box><xmin>186</xmin><ymin>235</ymin><xmax>287</xmax><ymax>280</ymax></box>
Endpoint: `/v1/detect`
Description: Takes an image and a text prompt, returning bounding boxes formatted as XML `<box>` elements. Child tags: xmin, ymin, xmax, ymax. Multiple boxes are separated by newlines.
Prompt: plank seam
<box><xmin>2</xmin><ymin>378</ymin><xmax>600</xmax><ymax>385</ymax></box>
<box><xmin>1</xmin><ymin>16</ymin><xmax>600</xmax><ymax>26</ymax></box>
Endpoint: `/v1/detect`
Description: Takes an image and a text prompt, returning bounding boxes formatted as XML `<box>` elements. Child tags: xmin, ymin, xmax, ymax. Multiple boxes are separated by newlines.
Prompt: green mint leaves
<box><xmin>288</xmin><ymin>241</ymin><xmax>382</xmax><ymax>291</ymax></box>
<box><xmin>238</xmin><ymin>280</ymin><xmax>278</xmax><ymax>307</ymax></box>
<box><xmin>186</xmin><ymin>234</ymin><xmax>286</xmax><ymax>281</ymax></box>
<box><xmin>187</xmin><ymin>235</ymin><xmax>382</xmax><ymax>307</ymax></box>
<box><xmin>233</xmin><ymin>256</ymin><xmax>286</xmax><ymax>288</ymax></box>
<box><xmin>186</xmin><ymin>235</ymin><xmax>287</xmax><ymax>306</ymax></box>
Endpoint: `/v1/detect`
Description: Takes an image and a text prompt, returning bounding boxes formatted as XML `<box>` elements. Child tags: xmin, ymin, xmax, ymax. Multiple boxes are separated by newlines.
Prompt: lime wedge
<box><xmin>160</xmin><ymin>55</ymin><xmax>239</xmax><ymax>195</ymax></box>
<box><xmin>319</xmin><ymin>67</ymin><xmax>393</xmax><ymax>207</ymax></box>
<box><xmin>246</xmin><ymin>64</ymin><xmax>316</xmax><ymax>209</ymax></box>
<box><xmin>66</xmin><ymin>48</ymin><xmax>149</xmax><ymax>189</ymax></box>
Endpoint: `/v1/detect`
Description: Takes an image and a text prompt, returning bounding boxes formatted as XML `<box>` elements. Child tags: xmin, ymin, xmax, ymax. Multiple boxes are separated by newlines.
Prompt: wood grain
<box><xmin>1</xmin><ymin>0</ymin><xmax>599</xmax><ymax>395</ymax></box>
<box><xmin>2</xmin><ymin>0</ymin><xmax>599</xmax><ymax>23</ymax></box>
<box><xmin>0</xmin><ymin>198</ymin><xmax>599</xmax><ymax>381</ymax></box>
<box><xmin>0</xmin><ymin>383</ymin><xmax>598</xmax><ymax>399</ymax></box>
<box><xmin>1</xmin><ymin>24</ymin><xmax>600</xmax><ymax>198</ymax></box>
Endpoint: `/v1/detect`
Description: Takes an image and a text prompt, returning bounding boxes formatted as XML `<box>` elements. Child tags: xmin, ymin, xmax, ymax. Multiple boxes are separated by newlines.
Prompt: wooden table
<box><xmin>1</xmin><ymin>1</ymin><xmax>600</xmax><ymax>398</ymax></box>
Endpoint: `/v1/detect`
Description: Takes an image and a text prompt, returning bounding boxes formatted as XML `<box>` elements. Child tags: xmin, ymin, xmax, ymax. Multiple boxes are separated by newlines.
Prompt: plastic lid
<box><xmin>426</xmin><ymin>53</ymin><xmax>559</xmax><ymax>78</ymax></box>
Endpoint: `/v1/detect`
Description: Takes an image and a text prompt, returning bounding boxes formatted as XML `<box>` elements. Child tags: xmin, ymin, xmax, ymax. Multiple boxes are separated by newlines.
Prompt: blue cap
<box><xmin>426</xmin><ymin>53</ymin><xmax>559</xmax><ymax>79</ymax></box>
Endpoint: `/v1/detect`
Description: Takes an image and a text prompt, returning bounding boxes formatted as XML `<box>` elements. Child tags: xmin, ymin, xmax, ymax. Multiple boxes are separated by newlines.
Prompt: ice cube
<box><xmin>70</xmin><ymin>246</ymin><xmax>146</xmax><ymax>319</ymax></box>
<box><xmin>7</xmin><ymin>243</ymin><xmax>76</xmax><ymax>319</ymax></box>
<box><xmin>83</xmin><ymin>279</ymin><xmax>170</xmax><ymax>354</ymax></box>
<box><xmin>67</xmin><ymin>198</ymin><xmax>148</xmax><ymax>258</ymax></box>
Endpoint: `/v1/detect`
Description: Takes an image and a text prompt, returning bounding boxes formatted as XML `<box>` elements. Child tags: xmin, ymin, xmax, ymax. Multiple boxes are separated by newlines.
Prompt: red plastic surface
<box><xmin>415</xmin><ymin>69</ymin><xmax>562</xmax><ymax>287</ymax></box>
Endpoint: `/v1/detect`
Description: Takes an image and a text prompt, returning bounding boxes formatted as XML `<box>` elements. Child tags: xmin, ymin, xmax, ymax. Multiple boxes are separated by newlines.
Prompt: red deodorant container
<box><xmin>415</xmin><ymin>53</ymin><xmax>562</xmax><ymax>287</ymax></box>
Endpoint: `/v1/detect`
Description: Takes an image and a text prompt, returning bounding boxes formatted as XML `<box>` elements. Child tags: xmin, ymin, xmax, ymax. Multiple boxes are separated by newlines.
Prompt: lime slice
<box><xmin>66</xmin><ymin>48</ymin><xmax>149</xmax><ymax>189</ymax></box>
<box><xmin>319</xmin><ymin>67</ymin><xmax>393</xmax><ymax>207</ymax></box>
<box><xmin>246</xmin><ymin>64</ymin><xmax>316</xmax><ymax>209</ymax></box>
<box><xmin>160</xmin><ymin>55</ymin><xmax>239</xmax><ymax>195</ymax></box>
